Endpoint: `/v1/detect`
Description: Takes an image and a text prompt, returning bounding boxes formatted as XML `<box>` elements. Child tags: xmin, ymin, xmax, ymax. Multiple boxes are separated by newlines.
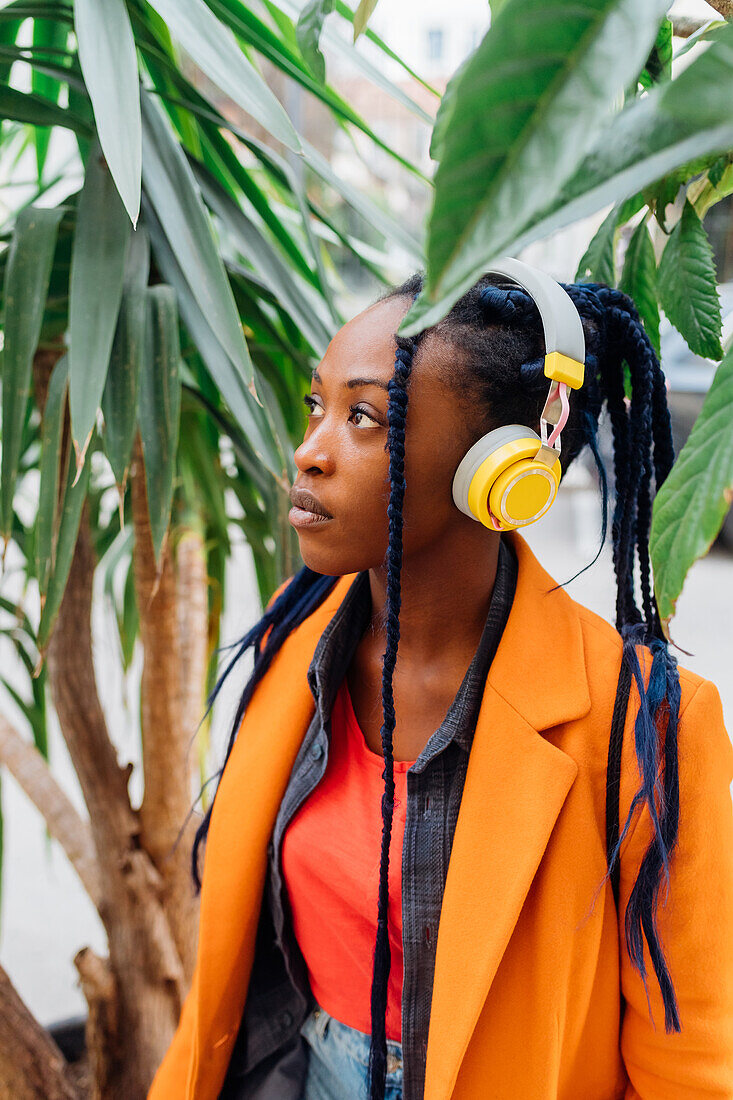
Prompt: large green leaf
<box><xmin>138</xmin><ymin>285</ymin><xmax>181</xmax><ymax>564</ymax></box>
<box><xmin>139</xmin><ymin>87</ymin><xmax>258</xmax><ymax>399</ymax></box>
<box><xmin>36</xmin><ymin>353</ymin><xmax>69</xmax><ymax>604</ymax></box>
<box><xmin>419</xmin><ymin>23</ymin><xmax>733</xmax><ymax>324</ymax></box>
<box><xmin>0</xmin><ymin>204</ymin><xmax>64</xmax><ymax>538</ymax></box>
<box><xmin>102</xmin><ymin>225</ymin><xmax>150</xmax><ymax>495</ymax></box>
<box><xmin>620</xmin><ymin>218</ymin><xmax>660</xmax><ymax>357</ymax></box>
<box><xmin>402</xmin><ymin>0</ymin><xmax>670</xmax><ymax>333</ymax></box>
<box><xmin>650</xmin><ymin>344</ymin><xmax>733</xmax><ymax>634</ymax></box>
<box><xmin>68</xmin><ymin>134</ymin><xmax>132</xmax><ymax>470</ymax></box>
<box><xmin>141</xmin><ymin>192</ymin><xmax>287</xmax><ymax>487</ymax></box>
<box><xmin>74</xmin><ymin>0</ymin><xmax>141</xmax><ymax>226</ymax></box>
<box><xmin>145</xmin><ymin>0</ymin><xmax>301</xmax><ymax>153</ymax></box>
<box><xmin>657</xmin><ymin>199</ymin><xmax>723</xmax><ymax>362</ymax></box>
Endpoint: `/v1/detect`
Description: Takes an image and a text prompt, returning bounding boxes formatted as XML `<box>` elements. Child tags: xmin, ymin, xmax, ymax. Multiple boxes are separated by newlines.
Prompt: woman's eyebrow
<box><xmin>311</xmin><ymin>368</ymin><xmax>389</xmax><ymax>392</ymax></box>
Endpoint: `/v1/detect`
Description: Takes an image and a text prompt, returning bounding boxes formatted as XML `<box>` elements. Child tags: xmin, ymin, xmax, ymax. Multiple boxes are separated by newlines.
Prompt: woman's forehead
<box><xmin>322</xmin><ymin>297</ymin><xmax>456</xmax><ymax>391</ymax></box>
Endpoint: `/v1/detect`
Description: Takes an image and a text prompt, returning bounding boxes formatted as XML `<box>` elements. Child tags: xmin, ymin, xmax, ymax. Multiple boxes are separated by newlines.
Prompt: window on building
<box><xmin>427</xmin><ymin>28</ymin><xmax>444</xmax><ymax>62</ymax></box>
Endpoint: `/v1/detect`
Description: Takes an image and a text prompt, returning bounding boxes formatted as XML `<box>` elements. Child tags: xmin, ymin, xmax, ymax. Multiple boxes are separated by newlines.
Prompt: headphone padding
<box><xmin>452</xmin><ymin>423</ymin><xmax>541</xmax><ymax>520</ymax></box>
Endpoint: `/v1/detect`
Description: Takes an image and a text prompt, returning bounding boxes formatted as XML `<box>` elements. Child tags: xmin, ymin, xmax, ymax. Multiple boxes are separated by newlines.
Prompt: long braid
<box><xmin>367</xmin><ymin>330</ymin><xmax>420</xmax><ymax>1098</ymax></box>
<box><xmin>585</xmin><ymin>284</ymin><xmax>683</xmax><ymax>1031</ymax></box>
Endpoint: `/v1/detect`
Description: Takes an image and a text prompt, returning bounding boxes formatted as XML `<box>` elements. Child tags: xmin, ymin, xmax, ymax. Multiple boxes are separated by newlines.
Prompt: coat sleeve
<box><xmin>620</xmin><ymin>677</ymin><xmax>733</xmax><ymax>1099</ymax></box>
<box><xmin>147</xmin><ymin>575</ymin><xmax>294</xmax><ymax>1097</ymax></box>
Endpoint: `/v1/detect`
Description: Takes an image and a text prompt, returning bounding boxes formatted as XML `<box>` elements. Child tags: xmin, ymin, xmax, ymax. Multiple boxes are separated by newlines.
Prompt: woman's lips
<box><xmin>288</xmin><ymin>505</ymin><xmax>333</xmax><ymax>528</ymax></box>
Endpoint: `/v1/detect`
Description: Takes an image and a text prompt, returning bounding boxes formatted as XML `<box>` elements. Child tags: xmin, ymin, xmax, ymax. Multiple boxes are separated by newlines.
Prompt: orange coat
<box><xmin>148</xmin><ymin>529</ymin><xmax>733</xmax><ymax>1100</ymax></box>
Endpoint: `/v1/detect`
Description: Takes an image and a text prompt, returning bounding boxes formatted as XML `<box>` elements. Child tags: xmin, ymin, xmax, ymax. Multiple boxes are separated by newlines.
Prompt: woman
<box><xmin>148</xmin><ymin>269</ymin><xmax>733</xmax><ymax>1100</ymax></box>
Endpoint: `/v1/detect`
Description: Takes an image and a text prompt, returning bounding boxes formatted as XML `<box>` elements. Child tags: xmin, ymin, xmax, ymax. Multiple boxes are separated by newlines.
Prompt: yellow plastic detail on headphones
<box><xmin>544</xmin><ymin>351</ymin><xmax>584</xmax><ymax>389</ymax></box>
<box><xmin>467</xmin><ymin>438</ymin><xmax>561</xmax><ymax>531</ymax></box>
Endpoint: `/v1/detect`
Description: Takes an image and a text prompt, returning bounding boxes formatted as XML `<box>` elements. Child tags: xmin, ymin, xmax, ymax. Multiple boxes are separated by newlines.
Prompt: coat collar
<box><xmin>189</xmin><ymin>528</ymin><xmax>591</xmax><ymax>1099</ymax></box>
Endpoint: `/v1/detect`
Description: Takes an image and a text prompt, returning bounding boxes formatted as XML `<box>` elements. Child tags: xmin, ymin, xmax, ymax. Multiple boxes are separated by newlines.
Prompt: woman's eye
<box><xmin>349</xmin><ymin>405</ymin><xmax>380</xmax><ymax>428</ymax></box>
<box><xmin>302</xmin><ymin>393</ymin><xmax>380</xmax><ymax>428</ymax></box>
<box><xmin>302</xmin><ymin>393</ymin><xmax>323</xmax><ymax>416</ymax></box>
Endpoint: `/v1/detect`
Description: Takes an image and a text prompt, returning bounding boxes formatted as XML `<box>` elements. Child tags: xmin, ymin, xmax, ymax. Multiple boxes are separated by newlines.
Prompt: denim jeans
<box><xmin>298</xmin><ymin>1002</ymin><xmax>404</xmax><ymax>1100</ymax></box>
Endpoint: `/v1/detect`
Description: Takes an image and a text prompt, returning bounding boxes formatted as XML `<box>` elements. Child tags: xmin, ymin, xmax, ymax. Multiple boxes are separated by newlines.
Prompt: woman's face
<box><xmin>290</xmin><ymin>295</ymin><xmax>480</xmax><ymax>576</ymax></box>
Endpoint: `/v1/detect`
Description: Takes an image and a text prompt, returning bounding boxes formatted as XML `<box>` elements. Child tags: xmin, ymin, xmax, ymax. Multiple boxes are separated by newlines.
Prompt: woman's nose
<box><xmin>294</xmin><ymin>423</ymin><xmax>336</xmax><ymax>476</ymax></box>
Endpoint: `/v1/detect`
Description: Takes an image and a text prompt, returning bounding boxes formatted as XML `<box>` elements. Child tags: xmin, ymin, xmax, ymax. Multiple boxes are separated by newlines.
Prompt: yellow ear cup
<box><xmin>466</xmin><ymin>435</ymin><xmax>561</xmax><ymax>531</ymax></box>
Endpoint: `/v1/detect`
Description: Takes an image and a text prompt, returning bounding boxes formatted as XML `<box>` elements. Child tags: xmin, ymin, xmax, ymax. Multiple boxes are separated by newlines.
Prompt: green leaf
<box><xmin>404</xmin><ymin>21</ymin><xmax>733</xmax><ymax>336</ymax></box>
<box><xmin>353</xmin><ymin>0</ymin><xmax>378</xmax><ymax>41</ymax></box>
<box><xmin>0</xmin><ymin>16</ymin><xmax>23</xmax><ymax>86</ymax></box>
<box><xmin>650</xmin><ymin>343</ymin><xmax>733</xmax><ymax>633</ymax></box>
<box><xmin>37</xmin><ymin>423</ymin><xmax>95</xmax><ymax>650</ymax></box>
<box><xmin>31</xmin><ymin>17</ymin><xmax>69</xmax><ymax>180</ymax></box>
<box><xmin>638</xmin><ymin>16</ymin><xmax>672</xmax><ymax>90</ymax></box>
<box><xmin>68</xmin><ymin>134</ymin><xmax>132</xmax><ymax>471</ymax></box>
<box><xmin>74</xmin><ymin>0</ymin><xmax>141</xmax><ymax>227</ymax></box>
<box><xmin>404</xmin><ymin>0</ymin><xmax>671</xmax><ymax>334</ymax></box>
<box><xmin>709</xmin><ymin>153</ymin><xmax>733</xmax><ymax>190</ymax></box>
<box><xmin>145</xmin><ymin>0</ymin><xmax>301</xmax><ymax>153</ymax></box>
<box><xmin>575</xmin><ymin>205</ymin><xmax>619</xmax><ymax>285</ymax></box>
<box><xmin>620</xmin><ymin>219</ymin><xmax>660</xmax><ymax>357</ymax></box>
<box><xmin>36</xmin><ymin>354</ymin><xmax>69</xmax><ymax>604</ymax></box>
<box><xmin>0</xmin><ymin>85</ymin><xmax>93</xmax><ymax>135</ymax></box>
<box><xmin>139</xmin><ymin>285</ymin><xmax>181</xmax><ymax>565</ymax></box>
<box><xmin>296</xmin><ymin>0</ymin><xmax>334</xmax><ymax>82</ymax></box>
<box><xmin>139</xmin><ymin>88</ymin><xmax>257</xmax><ymax>398</ymax></box>
<box><xmin>102</xmin><ymin>225</ymin><xmax>150</xmax><ymax>491</ymax></box>
<box><xmin>141</xmin><ymin>193</ymin><xmax>286</xmax><ymax>487</ymax></box>
<box><xmin>657</xmin><ymin>199</ymin><xmax>723</xmax><ymax>361</ymax></box>
<box><xmin>1</xmin><ymin>204</ymin><xmax>64</xmax><ymax>538</ymax></box>
<box><xmin>189</xmin><ymin>155</ymin><xmax>334</xmax><ymax>356</ymax></box>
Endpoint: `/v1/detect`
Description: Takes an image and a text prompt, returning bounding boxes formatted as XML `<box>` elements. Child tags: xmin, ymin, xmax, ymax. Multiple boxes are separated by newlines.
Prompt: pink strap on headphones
<box><xmin>546</xmin><ymin>381</ymin><xmax>570</xmax><ymax>448</ymax></box>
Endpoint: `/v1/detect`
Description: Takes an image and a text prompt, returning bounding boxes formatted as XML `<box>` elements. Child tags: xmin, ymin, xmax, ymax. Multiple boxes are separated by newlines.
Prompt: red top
<box><xmin>281</xmin><ymin>675</ymin><xmax>416</xmax><ymax>1041</ymax></box>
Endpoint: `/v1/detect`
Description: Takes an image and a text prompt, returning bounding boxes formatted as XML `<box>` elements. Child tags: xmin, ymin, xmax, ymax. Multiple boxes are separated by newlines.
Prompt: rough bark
<box><xmin>132</xmin><ymin>430</ymin><xmax>200</xmax><ymax>984</ymax></box>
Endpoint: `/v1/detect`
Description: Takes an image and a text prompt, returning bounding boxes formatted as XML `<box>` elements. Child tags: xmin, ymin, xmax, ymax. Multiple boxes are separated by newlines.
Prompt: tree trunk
<box><xmin>0</xmin><ymin>347</ymin><xmax>209</xmax><ymax>1097</ymax></box>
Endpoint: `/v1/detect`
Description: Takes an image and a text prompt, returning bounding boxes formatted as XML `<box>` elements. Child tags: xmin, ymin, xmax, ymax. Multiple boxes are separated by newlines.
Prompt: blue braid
<box><xmin>366</xmin><ymin>335</ymin><xmax>417</xmax><ymax>1100</ymax></box>
<box><xmin>479</xmin><ymin>277</ymin><xmax>683</xmax><ymax>1031</ymax></box>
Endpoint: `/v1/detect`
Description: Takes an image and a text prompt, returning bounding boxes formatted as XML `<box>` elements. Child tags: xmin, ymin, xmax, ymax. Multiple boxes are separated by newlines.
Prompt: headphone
<box><xmin>451</xmin><ymin>257</ymin><xmax>586</xmax><ymax>532</ymax></box>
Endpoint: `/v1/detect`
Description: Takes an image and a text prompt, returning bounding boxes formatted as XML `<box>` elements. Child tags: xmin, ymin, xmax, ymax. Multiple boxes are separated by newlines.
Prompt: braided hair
<box><xmin>190</xmin><ymin>271</ymin><xmax>683</xmax><ymax>1100</ymax></box>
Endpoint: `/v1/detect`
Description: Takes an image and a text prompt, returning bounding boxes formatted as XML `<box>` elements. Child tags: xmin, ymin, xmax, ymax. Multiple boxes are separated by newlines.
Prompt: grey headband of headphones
<box><xmin>485</xmin><ymin>257</ymin><xmax>586</xmax><ymax>365</ymax></box>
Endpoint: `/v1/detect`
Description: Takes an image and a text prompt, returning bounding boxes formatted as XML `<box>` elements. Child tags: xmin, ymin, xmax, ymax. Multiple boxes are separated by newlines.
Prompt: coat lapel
<box><xmin>423</xmin><ymin>530</ymin><xmax>592</xmax><ymax>1099</ymax></box>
